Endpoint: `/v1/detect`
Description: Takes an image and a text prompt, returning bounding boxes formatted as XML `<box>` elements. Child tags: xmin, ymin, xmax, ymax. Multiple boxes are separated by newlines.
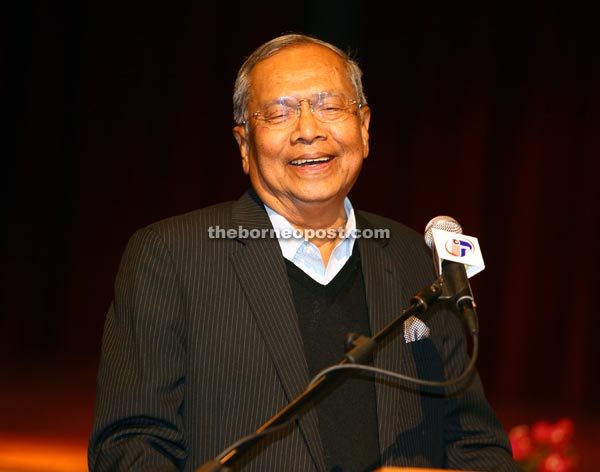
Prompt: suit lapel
<box><xmin>228</xmin><ymin>191</ymin><xmax>326</xmax><ymax>470</ymax></box>
<box><xmin>355</xmin><ymin>213</ymin><xmax>406</xmax><ymax>364</ymax></box>
<box><xmin>356</xmin><ymin>213</ymin><xmax>423</xmax><ymax>455</ymax></box>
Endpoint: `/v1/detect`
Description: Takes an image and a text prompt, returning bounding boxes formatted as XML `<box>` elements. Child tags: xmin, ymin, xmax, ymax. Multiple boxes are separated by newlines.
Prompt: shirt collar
<box><xmin>264</xmin><ymin>198</ymin><xmax>357</xmax><ymax>260</ymax></box>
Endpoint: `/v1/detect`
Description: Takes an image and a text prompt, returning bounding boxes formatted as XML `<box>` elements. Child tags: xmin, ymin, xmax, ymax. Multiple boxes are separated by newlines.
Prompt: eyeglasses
<box><xmin>245</xmin><ymin>92</ymin><xmax>362</xmax><ymax>130</ymax></box>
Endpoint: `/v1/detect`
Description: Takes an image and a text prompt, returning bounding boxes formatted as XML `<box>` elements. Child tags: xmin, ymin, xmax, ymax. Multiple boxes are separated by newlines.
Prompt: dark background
<box><xmin>2</xmin><ymin>1</ymin><xmax>598</xmax><ymax>469</ymax></box>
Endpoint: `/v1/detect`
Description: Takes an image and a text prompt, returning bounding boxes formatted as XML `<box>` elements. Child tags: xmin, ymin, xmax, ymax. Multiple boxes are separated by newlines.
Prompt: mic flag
<box><xmin>429</xmin><ymin>228</ymin><xmax>485</xmax><ymax>278</ymax></box>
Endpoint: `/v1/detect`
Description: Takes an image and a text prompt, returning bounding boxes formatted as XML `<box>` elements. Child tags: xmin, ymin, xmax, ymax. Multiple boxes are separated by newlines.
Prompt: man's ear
<box><xmin>360</xmin><ymin>105</ymin><xmax>371</xmax><ymax>159</ymax></box>
<box><xmin>232</xmin><ymin>125</ymin><xmax>250</xmax><ymax>174</ymax></box>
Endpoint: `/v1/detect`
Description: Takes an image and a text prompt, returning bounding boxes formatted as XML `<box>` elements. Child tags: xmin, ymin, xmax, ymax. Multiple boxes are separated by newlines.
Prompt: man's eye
<box><xmin>320</xmin><ymin>105</ymin><xmax>343</xmax><ymax>112</ymax></box>
<box><xmin>263</xmin><ymin>107</ymin><xmax>293</xmax><ymax>121</ymax></box>
<box><xmin>319</xmin><ymin>98</ymin><xmax>345</xmax><ymax>109</ymax></box>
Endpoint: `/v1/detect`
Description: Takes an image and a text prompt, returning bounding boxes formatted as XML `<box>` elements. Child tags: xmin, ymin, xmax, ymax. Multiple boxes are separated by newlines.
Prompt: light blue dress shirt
<box><xmin>265</xmin><ymin>198</ymin><xmax>357</xmax><ymax>286</ymax></box>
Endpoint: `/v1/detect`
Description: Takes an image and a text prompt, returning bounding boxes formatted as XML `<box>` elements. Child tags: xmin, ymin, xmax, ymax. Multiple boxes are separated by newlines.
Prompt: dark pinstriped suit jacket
<box><xmin>88</xmin><ymin>190</ymin><xmax>519</xmax><ymax>472</ymax></box>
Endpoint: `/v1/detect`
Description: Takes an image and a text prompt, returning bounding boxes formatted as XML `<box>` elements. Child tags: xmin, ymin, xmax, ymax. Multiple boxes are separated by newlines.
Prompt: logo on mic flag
<box><xmin>431</xmin><ymin>228</ymin><xmax>485</xmax><ymax>278</ymax></box>
<box><xmin>445</xmin><ymin>238</ymin><xmax>474</xmax><ymax>257</ymax></box>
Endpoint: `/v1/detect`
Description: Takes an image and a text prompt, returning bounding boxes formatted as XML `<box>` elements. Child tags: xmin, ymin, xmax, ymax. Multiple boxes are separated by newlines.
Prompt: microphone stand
<box><xmin>195</xmin><ymin>279</ymin><xmax>444</xmax><ymax>472</ymax></box>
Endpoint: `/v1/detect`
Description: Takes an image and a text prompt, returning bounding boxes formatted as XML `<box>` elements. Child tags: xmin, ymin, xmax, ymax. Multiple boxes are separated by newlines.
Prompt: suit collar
<box><xmin>230</xmin><ymin>187</ymin><xmax>273</xmax><ymax>232</ymax></box>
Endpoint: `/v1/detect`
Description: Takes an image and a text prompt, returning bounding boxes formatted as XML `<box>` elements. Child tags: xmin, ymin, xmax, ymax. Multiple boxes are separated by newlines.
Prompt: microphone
<box><xmin>424</xmin><ymin>216</ymin><xmax>483</xmax><ymax>335</ymax></box>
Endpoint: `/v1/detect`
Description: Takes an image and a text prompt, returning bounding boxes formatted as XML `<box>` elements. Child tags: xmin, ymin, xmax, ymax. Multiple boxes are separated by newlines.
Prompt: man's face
<box><xmin>233</xmin><ymin>43</ymin><xmax>371</xmax><ymax>217</ymax></box>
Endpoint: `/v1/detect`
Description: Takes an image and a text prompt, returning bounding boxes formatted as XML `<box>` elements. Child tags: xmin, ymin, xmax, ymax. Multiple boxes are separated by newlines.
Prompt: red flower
<box><xmin>549</xmin><ymin>418</ymin><xmax>575</xmax><ymax>449</ymax></box>
<box><xmin>532</xmin><ymin>418</ymin><xmax>575</xmax><ymax>451</ymax></box>
<box><xmin>532</xmin><ymin>420</ymin><xmax>554</xmax><ymax>445</ymax></box>
<box><xmin>537</xmin><ymin>451</ymin><xmax>575</xmax><ymax>472</ymax></box>
<box><xmin>509</xmin><ymin>424</ymin><xmax>535</xmax><ymax>462</ymax></box>
<box><xmin>508</xmin><ymin>417</ymin><xmax>577</xmax><ymax>472</ymax></box>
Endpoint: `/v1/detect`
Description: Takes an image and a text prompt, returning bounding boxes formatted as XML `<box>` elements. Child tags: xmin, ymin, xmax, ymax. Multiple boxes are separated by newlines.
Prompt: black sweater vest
<box><xmin>285</xmin><ymin>246</ymin><xmax>381</xmax><ymax>472</ymax></box>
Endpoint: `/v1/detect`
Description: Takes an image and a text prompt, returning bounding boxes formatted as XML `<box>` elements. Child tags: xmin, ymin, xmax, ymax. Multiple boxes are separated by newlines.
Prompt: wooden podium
<box><xmin>377</xmin><ymin>468</ymin><xmax>477</xmax><ymax>471</ymax></box>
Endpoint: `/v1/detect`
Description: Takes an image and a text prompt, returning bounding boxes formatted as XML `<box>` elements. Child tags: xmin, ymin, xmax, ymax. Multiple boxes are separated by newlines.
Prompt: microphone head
<box><xmin>424</xmin><ymin>215</ymin><xmax>463</xmax><ymax>249</ymax></box>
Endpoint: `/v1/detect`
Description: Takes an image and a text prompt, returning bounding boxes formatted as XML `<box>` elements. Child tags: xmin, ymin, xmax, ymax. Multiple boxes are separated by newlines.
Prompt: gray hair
<box><xmin>233</xmin><ymin>33</ymin><xmax>367</xmax><ymax>125</ymax></box>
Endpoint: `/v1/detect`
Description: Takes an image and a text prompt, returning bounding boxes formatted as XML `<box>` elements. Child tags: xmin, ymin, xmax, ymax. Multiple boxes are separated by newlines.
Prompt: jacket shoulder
<box><xmin>356</xmin><ymin>210</ymin><xmax>423</xmax><ymax>243</ymax></box>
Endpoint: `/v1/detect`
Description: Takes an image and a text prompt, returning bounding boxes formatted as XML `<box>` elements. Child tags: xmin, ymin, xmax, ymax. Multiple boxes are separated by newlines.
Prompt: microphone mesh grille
<box><xmin>424</xmin><ymin>215</ymin><xmax>463</xmax><ymax>249</ymax></box>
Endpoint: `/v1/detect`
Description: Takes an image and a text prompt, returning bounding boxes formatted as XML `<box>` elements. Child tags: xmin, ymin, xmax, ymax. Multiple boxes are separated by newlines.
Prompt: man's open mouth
<box><xmin>290</xmin><ymin>156</ymin><xmax>334</xmax><ymax>167</ymax></box>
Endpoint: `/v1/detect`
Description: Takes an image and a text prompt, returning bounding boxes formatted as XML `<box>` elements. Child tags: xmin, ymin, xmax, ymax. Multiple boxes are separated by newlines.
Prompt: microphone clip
<box><xmin>439</xmin><ymin>262</ymin><xmax>479</xmax><ymax>336</ymax></box>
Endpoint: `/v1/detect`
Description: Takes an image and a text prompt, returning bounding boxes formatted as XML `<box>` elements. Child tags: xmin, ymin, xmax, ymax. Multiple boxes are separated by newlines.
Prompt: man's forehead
<box><xmin>248</xmin><ymin>47</ymin><xmax>352</xmax><ymax>103</ymax></box>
